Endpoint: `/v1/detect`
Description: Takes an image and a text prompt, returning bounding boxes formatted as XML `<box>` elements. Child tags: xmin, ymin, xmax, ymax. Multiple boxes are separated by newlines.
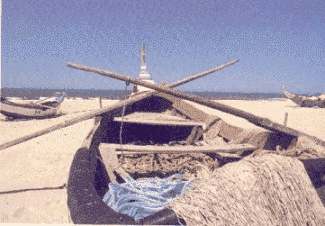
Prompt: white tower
<box><xmin>135</xmin><ymin>44</ymin><xmax>155</xmax><ymax>92</ymax></box>
<box><xmin>139</xmin><ymin>44</ymin><xmax>151</xmax><ymax>80</ymax></box>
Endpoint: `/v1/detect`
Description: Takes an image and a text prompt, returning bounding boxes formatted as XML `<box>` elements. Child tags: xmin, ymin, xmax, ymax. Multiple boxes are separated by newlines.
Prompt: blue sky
<box><xmin>2</xmin><ymin>0</ymin><xmax>325</xmax><ymax>93</ymax></box>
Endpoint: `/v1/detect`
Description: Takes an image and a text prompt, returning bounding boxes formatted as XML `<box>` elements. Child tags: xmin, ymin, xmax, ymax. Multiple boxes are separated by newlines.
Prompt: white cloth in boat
<box><xmin>102</xmin><ymin>174</ymin><xmax>191</xmax><ymax>221</ymax></box>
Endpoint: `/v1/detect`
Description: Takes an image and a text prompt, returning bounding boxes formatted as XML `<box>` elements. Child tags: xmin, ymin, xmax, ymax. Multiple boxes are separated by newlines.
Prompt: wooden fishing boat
<box><xmin>67</xmin><ymin>89</ymin><xmax>325</xmax><ymax>224</ymax></box>
<box><xmin>66</xmin><ymin>48</ymin><xmax>325</xmax><ymax>225</ymax></box>
<box><xmin>0</xmin><ymin>93</ymin><xmax>65</xmax><ymax>119</ymax></box>
<box><xmin>68</xmin><ymin>91</ymin><xmax>325</xmax><ymax>224</ymax></box>
<box><xmin>283</xmin><ymin>90</ymin><xmax>325</xmax><ymax>108</ymax></box>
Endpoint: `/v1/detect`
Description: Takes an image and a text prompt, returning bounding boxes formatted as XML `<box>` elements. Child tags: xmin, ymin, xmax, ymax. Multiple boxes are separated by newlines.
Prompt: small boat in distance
<box><xmin>283</xmin><ymin>90</ymin><xmax>325</xmax><ymax>108</ymax></box>
<box><xmin>0</xmin><ymin>92</ymin><xmax>65</xmax><ymax>119</ymax></box>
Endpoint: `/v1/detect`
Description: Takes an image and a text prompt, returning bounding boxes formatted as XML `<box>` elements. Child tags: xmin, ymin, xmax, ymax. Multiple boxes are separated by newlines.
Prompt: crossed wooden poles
<box><xmin>0</xmin><ymin>59</ymin><xmax>240</xmax><ymax>150</ymax></box>
<box><xmin>1</xmin><ymin>59</ymin><xmax>325</xmax><ymax>150</ymax></box>
<box><xmin>66</xmin><ymin>62</ymin><xmax>325</xmax><ymax>146</ymax></box>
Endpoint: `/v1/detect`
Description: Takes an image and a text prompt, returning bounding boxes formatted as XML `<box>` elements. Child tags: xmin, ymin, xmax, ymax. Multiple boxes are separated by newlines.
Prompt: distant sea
<box><xmin>1</xmin><ymin>87</ymin><xmax>283</xmax><ymax>100</ymax></box>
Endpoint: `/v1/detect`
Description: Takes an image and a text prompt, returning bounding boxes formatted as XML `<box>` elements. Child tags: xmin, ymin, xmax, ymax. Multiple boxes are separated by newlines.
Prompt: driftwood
<box><xmin>169</xmin><ymin>153</ymin><xmax>325</xmax><ymax>226</ymax></box>
<box><xmin>67</xmin><ymin>62</ymin><xmax>325</xmax><ymax>147</ymax></box>
<box><xmin>0</xmin><ymin>61</ymin><xmax>232</xmax><ymax>150</ymax></box>
<box><xmin>99</xmin><ymin>143</ymin><xmax>257</xmax><ymax>154</ymax></box>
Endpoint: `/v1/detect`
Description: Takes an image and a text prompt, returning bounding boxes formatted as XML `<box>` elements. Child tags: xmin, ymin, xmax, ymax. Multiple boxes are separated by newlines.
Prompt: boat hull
<box><xmin>67</xmin><ymin>147</ymin><xmax>182</xmax><ymax>225</ymax></box>
<box><xmin>283</xmin><ymin>91</ymin><xmax>325</xmax><ymax>108</ymax></box>
<box><xmin>67</xmin><ymin>93</ymin><xmax>322</xmax><ymax>224</ymax></box>
<box><xmin>0</xmin><ymin>99</ymin><xmax>60</xmax><ymax>119</ymax></box>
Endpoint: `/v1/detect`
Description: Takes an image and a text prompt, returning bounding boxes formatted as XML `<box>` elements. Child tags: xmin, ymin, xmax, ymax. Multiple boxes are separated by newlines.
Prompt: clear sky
<box><xmin>2</xmin><ymin>0</ymin><xmax>325</xmax><ymax>93</ymax></box>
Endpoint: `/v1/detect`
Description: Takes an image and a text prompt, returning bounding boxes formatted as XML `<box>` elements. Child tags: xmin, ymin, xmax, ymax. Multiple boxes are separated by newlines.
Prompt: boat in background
<box><xmin>283</xmin><ymin>90</ymin><xmax>325</xmax><ymax>108</ymax></box>
<box><xmin>0</xmin><ymin>92</ymin><xmax>65</xmax><ymax>119</ymax></box>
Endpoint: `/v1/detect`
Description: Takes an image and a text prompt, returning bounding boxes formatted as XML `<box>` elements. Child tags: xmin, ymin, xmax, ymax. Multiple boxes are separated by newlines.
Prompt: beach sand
<box><xmin>0</xmin><ymin>97</ymin><xmax>324</xmax><ymax>223</ymax></box>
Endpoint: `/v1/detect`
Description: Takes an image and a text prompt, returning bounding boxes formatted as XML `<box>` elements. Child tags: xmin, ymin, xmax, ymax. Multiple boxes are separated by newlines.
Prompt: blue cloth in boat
<box><xmin>102</xmin><ymin>174</ymin><xmax>191</xmax><ymax>221</ymax></box>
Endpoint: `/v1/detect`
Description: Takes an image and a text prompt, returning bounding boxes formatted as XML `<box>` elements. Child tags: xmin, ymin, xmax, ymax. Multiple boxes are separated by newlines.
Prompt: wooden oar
<box><xmin>67</xmin><ymin>62</ymin><xmax>325</xmax><ymax>146</ymax></box>
<box><xmin>0</xmin><ymin>61</ymin><xmax>235</xmax><ymax>151</ymax></box>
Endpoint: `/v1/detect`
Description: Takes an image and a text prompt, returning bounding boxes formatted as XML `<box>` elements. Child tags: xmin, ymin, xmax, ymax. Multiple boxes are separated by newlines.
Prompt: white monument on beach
<box><xmin>135</xmin><ymin>44</ymin><xmax>155</xmax><ymax>92</ymax></box>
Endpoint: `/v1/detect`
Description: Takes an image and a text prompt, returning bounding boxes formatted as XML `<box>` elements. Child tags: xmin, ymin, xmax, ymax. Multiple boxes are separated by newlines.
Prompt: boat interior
<box><xmin>89</xmin><ymin>93</ymin><xmax>304</xmax><ymax>193</ymax></box>
<box><xmin>67</xmin><ymin>93</ymin><xmax>325</xmax><ymax>225</ymax></box>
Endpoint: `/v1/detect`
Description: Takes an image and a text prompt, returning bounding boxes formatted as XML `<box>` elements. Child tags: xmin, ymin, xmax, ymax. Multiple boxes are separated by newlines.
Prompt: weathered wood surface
<box><xmin>99</xmin><ymin>148</ymin><xmax>117</xmax><ymax>183</ymax></box>
<box><xmin>67</xmin><ymin>62</ymin><xmax>325</xmax><ymax>147</ymax></box>
<box><xmin>114</xmin><ymin>112</ymin><xmax>204</xmax><ymax>127</ymax></box>
<box><xmin>167</xmin><ymin>59</ymin><xmax>239</xmax><ymax>88</ymax></box>
<box><xmin>99</xmin><ymin>147</ymin><xmax>133</xmax><ymax>182</ymax></box>
<box><xmin>80</xmin><ymin>116</ymin><xmax>101</xmax><ymax>149</ymax></box>
<box><xmin>99</xmin><ymin>143</ymin><xmax>257</xmax><ymax>154</ymax></box>
<box><xmin>186</xmin><ymin>126</ymin><xmax>204</xmax><ymax>144</ymax></box>
<box><xmin>159</xmin><ymin>93</ymin><xmax>215</xmax><ymax>123</ymax></box>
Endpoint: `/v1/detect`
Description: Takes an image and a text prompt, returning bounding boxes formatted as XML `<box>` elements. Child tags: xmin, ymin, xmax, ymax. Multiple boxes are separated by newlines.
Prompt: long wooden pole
<box><xmin>0</xmin><ymin>93</ymin><xmax>150</xmax><ymax>151</ymax></box>
<box><xmin>67</xmin><ymin>62</ymin><xmax>325</xmax><ymax>146</ymax></box>
<box><xmin>0</xmin><ymin>61</ymin><xmax>234</xmax><ymax>151</ymax></box>
<box><xmin>168</xmin><ymin>59</ymin><xmax>239</xmax><ymax>88</ymax></box>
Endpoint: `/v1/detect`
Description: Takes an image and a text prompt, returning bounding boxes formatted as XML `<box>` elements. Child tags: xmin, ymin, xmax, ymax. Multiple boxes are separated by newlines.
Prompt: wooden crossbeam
<box><xmin>114</xmin><ymin>112</ymin><xmax>204</xmax><ymax>127</ymax></box>
<box><xmin>99</xmin><ymin>143</ymin><xmax>257</xmax><ymax>155</ymax></box>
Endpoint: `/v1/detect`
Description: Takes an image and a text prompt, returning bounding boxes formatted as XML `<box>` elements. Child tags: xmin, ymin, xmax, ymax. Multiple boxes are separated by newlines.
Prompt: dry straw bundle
<box><xmin>169</xmin><ymin>153</ymin><xmax>325</xmax><ymax>226</ymax></box>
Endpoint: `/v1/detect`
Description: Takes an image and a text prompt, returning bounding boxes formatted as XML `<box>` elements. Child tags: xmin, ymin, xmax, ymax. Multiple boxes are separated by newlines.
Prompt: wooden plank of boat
<box><xmin>186</xmin><ymin>126</ymin><xmax>204</xmax><ymax>144</ymax></box>
<box><xmin>114</xmin><ymin>112</ymin><xmax>205</xmax><ymax>127</ymax></box>
<box><xmin>161</xmin><ymin>93</ymin><xmax>216</xmax><ymax>123</ymax></box>
<box><xmin>99</xmin><ymin>143</ymin><xmax>257</xmax><ymax>154</ymax></box>
<box><xmin>99</xmin><ymin>147</ymin><xmax>133</xmax><ymax>183</ymax></box>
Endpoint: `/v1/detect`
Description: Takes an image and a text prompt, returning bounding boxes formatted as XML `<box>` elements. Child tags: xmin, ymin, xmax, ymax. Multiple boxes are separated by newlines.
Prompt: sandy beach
<box><xmin>0</xmin><ymin>97</ymin><xmax>324</xmax><ymax>223</ymax></box>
